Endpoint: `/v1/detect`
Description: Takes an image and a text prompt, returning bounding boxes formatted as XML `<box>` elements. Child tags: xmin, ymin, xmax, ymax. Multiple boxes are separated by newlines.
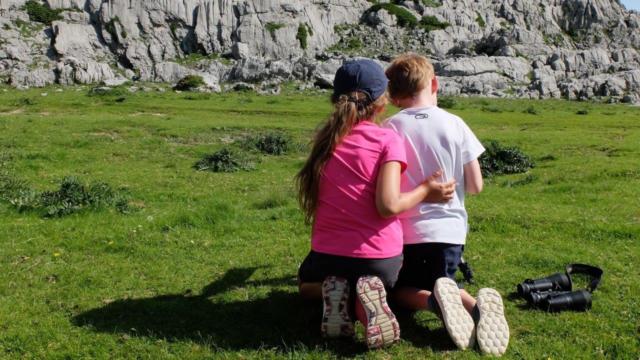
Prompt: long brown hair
<box><xmin>296</xmin><ymin>91</ymin><xmax>388</xmax><ymax>224</ymax></box>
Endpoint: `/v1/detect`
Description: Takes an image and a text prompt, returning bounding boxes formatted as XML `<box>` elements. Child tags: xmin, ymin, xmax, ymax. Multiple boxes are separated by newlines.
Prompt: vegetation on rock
<box><xmin>174</xmin><ymin>75</ymin><xmax>206</xmax><ymax>91</ymax></box>
<box><xmin>23</xmin><ymin>0</ymin><xmax>62</xmax><ymax>25</ymax></box>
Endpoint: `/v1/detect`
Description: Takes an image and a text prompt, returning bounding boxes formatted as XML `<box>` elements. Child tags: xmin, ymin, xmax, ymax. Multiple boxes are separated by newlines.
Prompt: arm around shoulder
<box><xmin>464</xmin><ymin>159</ymin><xmax>483</xmax><ymax>194</ymax></box>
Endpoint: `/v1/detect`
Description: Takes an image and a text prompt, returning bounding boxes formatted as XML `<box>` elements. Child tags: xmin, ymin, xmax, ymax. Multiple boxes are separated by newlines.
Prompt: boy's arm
<box><xmin>376</xmin><ymin>161</ymin><xmax>456</xmax><ymax>218</ymax></box>
<box><xmin>463</xmin><ymin>159</ymin><xmax>483</xmax><ymax>194</ymax></box>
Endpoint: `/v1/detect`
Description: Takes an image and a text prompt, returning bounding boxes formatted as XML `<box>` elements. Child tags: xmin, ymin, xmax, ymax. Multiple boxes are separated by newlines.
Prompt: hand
<box><xmin>423</xmin><ymin>170</ymin><xmax>456</xmax><ymax>203</ymax></box>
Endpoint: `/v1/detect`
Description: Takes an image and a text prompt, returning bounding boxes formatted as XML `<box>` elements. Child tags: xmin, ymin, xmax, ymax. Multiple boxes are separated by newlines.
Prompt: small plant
<box><xmin>420</xmin><ymin>0</ymin><xmax>442</xmax><ymax>7</ymax></box>
<box><xmin>13</xmin><ymin>97</ymin><xmax>36</xmax><ymax>106</ymax></box>
<box><xmin>194</xmin><ymin>148</ymin><xmax>255</xmax><ymax>173</ymax></box>
<box><xmin>524</xmin><ymin>106</ymin><xmax>539</xmax><ymax>115</ymax></box>
<box><xmin>174</xmin><ymin>75</ymin><xmax>205</xmax><ymax>91</ymax></box>
<box><xmin>244</xmin><ymin>132</ymin><xmax>293</xmax><ymax>155</ymax></box>
<box><xmin>438</xmin><ymin>96</ymin><xmax>457</xmax><ymax>109</ymax></box>
<box><xmin>479</xmin><ymin>141</ymin><xmax>535</xmax><ymax>176</ymax></box>
<box><xmin>419</xmin><ymin>15</ymin><xmax>450</xmax><ymax>32</ymax></box>
<box><xmin>265</xmin><ymin>22</ymin><xmax>285</xmax><ymax>41</ymax></box>
<box><xmin>296</xmin><ymin>23</ymin><xmax>309</xmax><ymax>49</ymax></box>
<box><xmin>576</xmin><ymin>109</ymin><xmax>589</xmax><ymax>115</ymax></box>
<box><xmin>23</xmin><ymin>0</ymin><xmax>62</xmax><ymax>25</ymax></box>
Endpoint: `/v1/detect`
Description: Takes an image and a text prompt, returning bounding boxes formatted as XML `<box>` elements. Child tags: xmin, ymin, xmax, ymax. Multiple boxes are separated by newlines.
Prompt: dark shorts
<box><xmin>396</xmin><ymin>243</ymin><xmax>464</xmax><ymax>291</ymax></box>
<box><xmin>298</xmin><ymin>250</ymin><xmax>403</xmax><ymax>289</ymax></box>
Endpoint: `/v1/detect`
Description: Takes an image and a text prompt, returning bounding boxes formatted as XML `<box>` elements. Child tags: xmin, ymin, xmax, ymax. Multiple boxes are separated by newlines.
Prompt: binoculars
<box><xmin>517</xmin><ymin>264</ymin><xmax>602</xmax><ymax>312</ymax></box>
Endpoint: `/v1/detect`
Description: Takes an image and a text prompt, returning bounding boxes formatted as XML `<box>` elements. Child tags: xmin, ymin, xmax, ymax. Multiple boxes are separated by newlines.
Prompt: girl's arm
<box><xmin>463</xmin><ymin>159</ymin><xmax>483</xmax><ymax>194</ymax></box>
<box><xmin>375</xmin><ymin>161</ymin><xmax>456</xmax><ymax>218</ymax></box>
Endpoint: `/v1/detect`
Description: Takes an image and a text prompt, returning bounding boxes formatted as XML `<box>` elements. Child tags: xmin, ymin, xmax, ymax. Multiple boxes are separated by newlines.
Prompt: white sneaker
<box><xmin>356</xmin><ymin>276</ymin><xmax>400</xmax><ymax>349</ymax></box>
<box><xmin>433</xmin><ymin>277</ymin><xmax>476</xmax><ymax>350</ymax></box>
<box><xmin>475</xmin><ymin>288</ymin><xmax>510</xmax><ymax>356</ymax></box>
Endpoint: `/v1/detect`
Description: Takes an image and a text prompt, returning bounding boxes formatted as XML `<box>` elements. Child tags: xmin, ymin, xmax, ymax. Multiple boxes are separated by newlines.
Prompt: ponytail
<box><xmin>296</xmin><ymin>91</ymin><xmax>388</xmax><ymax>224</ymax></box>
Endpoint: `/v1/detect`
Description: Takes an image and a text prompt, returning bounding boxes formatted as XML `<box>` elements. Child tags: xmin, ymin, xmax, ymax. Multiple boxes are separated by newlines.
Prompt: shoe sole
<box><xmin>476</xmin><ymin>288</ymin><xmax>509</xmax><ymax>356</ymax></box>
<box><xmin>433</xmin><ymin>277</ymin><xmax>475</xmax><ymax>350</ymax></box>
<box><xmin>356</xmin><ymin>276</ymin><xmax>400</xmax><ymax>349</ymax></box>
<box><xmin>321</xmin><ymin>276</ymin><xmax>354</xmax><ymax>338</ymax></box>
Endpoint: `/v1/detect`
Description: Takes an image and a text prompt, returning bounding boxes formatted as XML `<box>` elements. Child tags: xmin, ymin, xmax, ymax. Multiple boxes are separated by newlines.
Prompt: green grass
<box><xmin>0</xmin><ymin>87</ymin><xmax>639</xmax><ymax>358</ymax></box>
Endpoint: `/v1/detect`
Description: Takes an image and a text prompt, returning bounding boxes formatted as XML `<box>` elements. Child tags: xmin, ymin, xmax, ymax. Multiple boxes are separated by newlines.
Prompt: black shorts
<box><xmin>298</xmin><ymin>250</ymin><xmax>403</xmax><ymax>289</ymax></box>
<box><xmin>396</xmin><ymin>243</ymin><xmax>464</xmax><ymax>291</ymax></box>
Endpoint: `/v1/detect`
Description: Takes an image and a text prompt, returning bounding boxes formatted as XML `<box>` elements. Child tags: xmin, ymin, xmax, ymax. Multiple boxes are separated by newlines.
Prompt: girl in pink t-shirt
<box><xmin>295</xmin><ymin>59</ymin><xmax>455</xmax><ymax>349</ymax></box>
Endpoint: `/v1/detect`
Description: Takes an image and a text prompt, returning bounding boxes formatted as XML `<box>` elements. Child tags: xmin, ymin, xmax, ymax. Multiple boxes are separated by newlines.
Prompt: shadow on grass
<box><xmin>393</xmin><ymin>308</ymin><xmax>459</xmax><ymax>352</ymax></box>
<box><xmin>71</xmin><ymin>267</ymin><xmax>363</xmax><ymax>356</ymax></box>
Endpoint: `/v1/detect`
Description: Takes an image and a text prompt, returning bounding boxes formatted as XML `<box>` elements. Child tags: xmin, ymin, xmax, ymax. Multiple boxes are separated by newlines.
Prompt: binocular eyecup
<box><xmin>517</xmin><ymin>272</ymin><xmax>572</xmax><ymax>297</ymax></box>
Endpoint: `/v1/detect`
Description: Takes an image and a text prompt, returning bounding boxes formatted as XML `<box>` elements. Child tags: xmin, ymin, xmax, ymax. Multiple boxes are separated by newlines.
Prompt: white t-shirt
<box><xmin>384</xmin><ymin>106</ymin><xmax>485</xmax><ymax>245</ymax></box>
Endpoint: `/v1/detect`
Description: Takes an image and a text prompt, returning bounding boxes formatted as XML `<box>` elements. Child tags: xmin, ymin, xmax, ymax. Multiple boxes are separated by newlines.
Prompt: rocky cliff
<box><xmin>1</xmin><ymin>0</ymin><xmax>639</xmax><ymax>102</ymax></box>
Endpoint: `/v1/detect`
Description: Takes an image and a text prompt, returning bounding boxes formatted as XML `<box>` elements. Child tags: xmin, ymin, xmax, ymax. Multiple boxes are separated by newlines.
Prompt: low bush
<box><xmin>524</xmin><ymin>106</ymin><xmax>539</xmax><ymax>115</ymax></box>
<box><xmin>23</xmin><ymin>0</ymin><xmax>62</xmax><ymax>25</ymax></box>
<box><xmin>576</xmin><ymin>109</ymin><xmax>589</xmax><ymax>115</ymax></box>
<box><xmin>174</xmin><ymin>75</ymin><xmax>206</xmax><ymax>91</ymax></box>
<box><xmin>243</xmin><ymin>132</ymin><xmax>293</xmax><ymax>155</ymax></box>
<box><xmin>365</xmin><ymin>3</ymin><xmax>418</xmax><ymax>29</ymax></box>
<box><xmin>479</xmin><ymin>140</ymin><xmax>535</xmax><ymax>176</ymax></box>
<box><xmin>296</xmin><ymin>23</ymin><xmax>309</xmax><ymax>49</ymax></box>
<box><xmin>194</xmin><ymin>148</ymin><xmax>256</xmax><ymax>173</ymax></box>
<box><xmin>482</xmin><ymin>105</ymin><xmax>503</xmax><ymax>113</ymax></box>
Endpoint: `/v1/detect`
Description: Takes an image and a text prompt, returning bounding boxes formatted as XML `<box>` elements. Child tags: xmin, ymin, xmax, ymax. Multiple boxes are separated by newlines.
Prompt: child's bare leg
<box><xmin>460</xmin><ymin>289</ymin><xmax>477</xmax><ymax>313</ymax></box>
<box><xmin>394</xmin><ymin>287</ymin><xmax>437</xmax><ymax>311</ymax></box>
<box><xmin>298</xmin><ymin>282</ymin><xmax>322</xmax><ymax>300</ymax></box>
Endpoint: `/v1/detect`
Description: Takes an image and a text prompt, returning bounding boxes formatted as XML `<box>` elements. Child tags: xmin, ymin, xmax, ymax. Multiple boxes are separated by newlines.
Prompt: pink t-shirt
<box><xmin>311</xmin><ymin>121</ymin><xmax>407</xmax><ymax>259</ymax></box>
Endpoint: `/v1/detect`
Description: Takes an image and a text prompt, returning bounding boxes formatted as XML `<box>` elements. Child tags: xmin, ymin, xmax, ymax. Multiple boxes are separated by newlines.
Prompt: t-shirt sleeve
<box><xmin>382</xmin><ymin>130</ymin><xmax>408</xmax><ymax>173</ymax></box>
<box><xmin>460</xmin><ymin>119</ymin><xmax>485</xmax><ymax>164</ymax></box>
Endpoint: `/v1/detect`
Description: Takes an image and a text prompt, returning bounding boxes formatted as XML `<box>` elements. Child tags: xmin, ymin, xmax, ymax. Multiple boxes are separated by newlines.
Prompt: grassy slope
<box><xmin>0</xmin><ymin>86</ymin><xmax>639</xmax><ymax>359</ymax></box>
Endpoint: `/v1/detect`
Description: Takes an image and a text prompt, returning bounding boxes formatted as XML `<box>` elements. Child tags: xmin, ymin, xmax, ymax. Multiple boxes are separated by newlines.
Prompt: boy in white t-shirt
<box><xmin>384</xmin><ymin>53</ymin><xmax>509</xmax><ymax>356</ymax></box>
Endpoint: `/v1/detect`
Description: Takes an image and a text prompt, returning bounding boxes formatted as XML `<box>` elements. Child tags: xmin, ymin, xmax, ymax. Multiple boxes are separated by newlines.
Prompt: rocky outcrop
<box><xmin>0</xmin><ymin>0</ymin><xmax>639</xmax><ymax>102</ymax></box>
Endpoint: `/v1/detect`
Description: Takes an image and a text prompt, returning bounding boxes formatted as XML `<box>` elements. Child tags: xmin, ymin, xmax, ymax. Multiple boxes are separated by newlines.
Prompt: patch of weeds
<box><xmin>174</xmin><ymin>75</ymin><xmax>205</xmax><ymax>91</ymax></box>
<box><xmin>365</xmin><ymin>3</ymin><xmax>418</xmax><ymax>29</ymax></box>
<box><xmin>479</xmin><ymin>140</ymin><xmax>535</xmax><ymax>176</ymax></box>
<box><xmin>243</xmin><ymin>132</ymin><xmax>293</xmax><ymax>155</ymax></box>
<box><xmin>296</xmin><ymin>23</ymin><xmax>310</xmax><ymax>50</ymax></box>
<box><xmin>176</xmin><ymin>53</ymin><xmax>220</xmax><ymax>65</ymax></box>
<box><xmin>13</xmin><ymin>97</ymin><xmax>36</xmax><ymax>106</ymax></box>
<box><xmin>539</xmin><ymin>154</ymin><xmax>557</xmax><ymax>161</ymax></box>
<box><xmin>254</xmin><ymin>193</ymin><xmax>289</xmax><ymax>210</ymax></box>
<box><xmin>0</xmin><ymin>173</ymin><xmax>132</xmax><ymax>217</ymax></box>
<box><xmin>438</xmin><ymin>97</ymin><xmax>457</xmax><ymax>109</ymax></box>
<box><xmin>576</xmin><ymin>109</ymin><xmax>589</xmax><ymax>115</ymax></box>
<box><xmin>23</xmin><ymin>0</ymin><xmax>62</xmax><ymax>25</ymax></box>
<box><xmin>482</xmin><ymin>105</ymin><xmax>503</xmax><ymax>113</ymax></box>
<box><xmin>501</xmin><ymin>174</ymin><xmax>537</xmax><ymax>187</ymax></box>
<box><xmin>265</xmin><ymin>22</ymin><xmax>285</xmax><ymax>41</ymax></box>
<box><xmin>194</xmin><ymin>148</ymin><xmax>256</xmax><ymax>173</ymax></box>
<box><xmin>419</xmin><ymin>15</ymin><xmax>450</xmax><ymax>32</ymax></box>
<box><xmin>524</xmin><ymin>106</ymin><xmax>539</xmax><ymax>115</ymax></box>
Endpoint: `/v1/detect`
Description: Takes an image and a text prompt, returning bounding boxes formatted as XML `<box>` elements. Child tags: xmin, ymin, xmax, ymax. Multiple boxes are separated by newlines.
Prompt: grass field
<box><xmin>0</xmin><ymin>85</ymin><xmax>639</xmax><ymax>359</ymax></box>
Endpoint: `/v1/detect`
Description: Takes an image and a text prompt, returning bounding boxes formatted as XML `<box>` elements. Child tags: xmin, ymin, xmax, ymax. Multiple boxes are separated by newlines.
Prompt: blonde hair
<box><xmin>296</xmin><ymin>92</ymin><xmax>388</xmax><ymax>224</ymax></box>
<box><xmin>385</xmin><ymin>53</ymin><xmax>435</xmax><ymax>101</ymax></box>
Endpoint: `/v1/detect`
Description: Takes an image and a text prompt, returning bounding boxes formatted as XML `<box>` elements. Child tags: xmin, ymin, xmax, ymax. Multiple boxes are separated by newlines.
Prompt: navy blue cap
<box><xmin>333</xmin><ymin>59</ymin><xmax>388</xmax><ymax>102</ymax></box>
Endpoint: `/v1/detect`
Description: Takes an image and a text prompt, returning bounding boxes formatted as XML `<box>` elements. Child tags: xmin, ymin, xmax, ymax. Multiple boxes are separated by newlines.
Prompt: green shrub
<box><xmin>420</xmin><ymin>0</ymin><xmax>442</xmax><ymax>7</ymax></box>
<box><xmin>265</xmin><ymin>22</ymin><xmax>284</xmax><ymax>41</ymax></box>
<box><xmin>174</xmin><ymin>75</ymin><xmax>206</xmax><ymax>91</ymax></box>
<box><xmin>438</xmin><ymin>96</ymin><xmax>457</xmax><ymax>109</ymax></box>
<box><xmin>419</xmin><ymin>15</ymin><xmax>450</xmax><ymax>32</ymax></box>
<box><xmin>576</xmin><ymin>109</ymin><xmax>589</xmax><ymax>115</ymax></box>
<box><xmin>244</xmin><ymin>132</ymin><xmax>293</xmax><ymax>155</ymax></box>
<box><xmin>23</xmin><ymin>0</ymin><xmax>62</xmax><ymax>25</ymax></box>
<box><xmin>365</xmin><ymin>4</ymin><xmax>419</xmax><ymax>29</ymax></box>
<box><xmin>524</xmin><ymin>106</ymin><xmax>539</xmax><ymax>115</ymax></box>
<box><xmin>296</xmin><ymin>23</ymin><xmax>309</xmax><ymax>49</ymax></box>
<box><xmin>194</xmin><ymin>148</ymin><xmax>255</xmax><ymax>173</ymax></box>
<box><xmin>479</xmin><ymin>141</ymin><xmax>535</xmax><ymax>176</ymax></box>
